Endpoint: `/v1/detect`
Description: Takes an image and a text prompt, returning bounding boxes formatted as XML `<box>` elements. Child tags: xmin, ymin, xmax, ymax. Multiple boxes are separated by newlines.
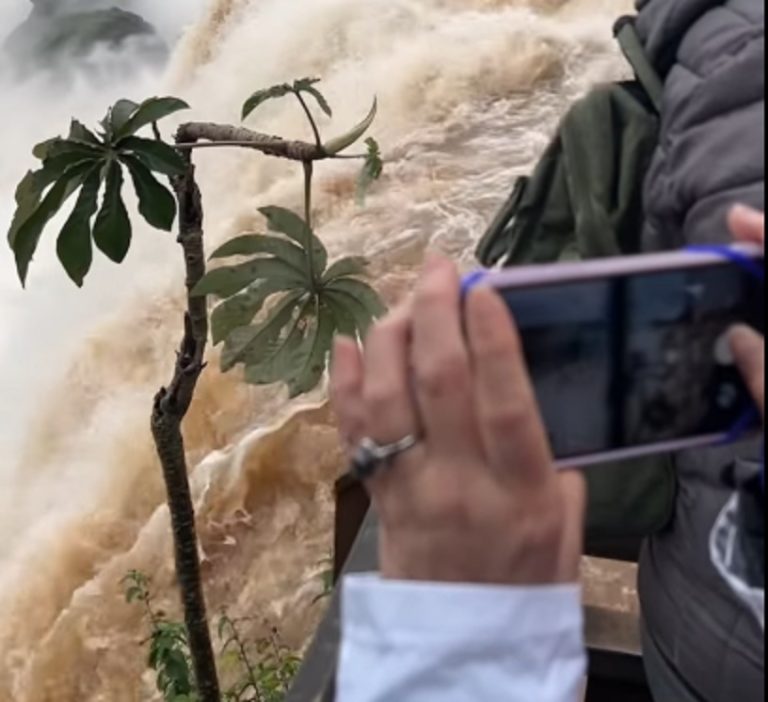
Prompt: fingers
<box><xmin>728</xmin><ymin>205</ymin><xmax>765</xmax><ymax>246</ymax></box>
<box><xmin>729</xmin><ymin>324</ymin><xmax>765</xmax><ymax>419</ymax></box>
<box><xmin>330</xmin><ymin>337</ymin><xmax>365</xmax><ymax>449</ymax></box>
<box><xmin>466</xmin><ymin>287</ymin><xmax>553</xmax><ymax>486</ymax></box>
<box><xmin>411</xmin><ymin>255</ymin><xmax>481</xmax><ymax>457</ymax></box>
<box><xmin>362</xmin><ymin>303</ymin><xmax>421</xmax><ymax>443</ymax></box>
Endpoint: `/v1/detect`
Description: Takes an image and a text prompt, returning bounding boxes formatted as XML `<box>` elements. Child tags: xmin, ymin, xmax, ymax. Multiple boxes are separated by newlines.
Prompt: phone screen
<box><xmin>498</xmin><ymin>262</ymin><xmax>765</xmax><ymax>461</ymax></box>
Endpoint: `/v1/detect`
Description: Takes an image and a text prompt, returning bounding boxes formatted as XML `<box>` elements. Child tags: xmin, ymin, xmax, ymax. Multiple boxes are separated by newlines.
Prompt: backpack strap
<box><xmin>614</xmin><ymin>16</ymin><xmax>665</xmax><ymax>113</ymax></box>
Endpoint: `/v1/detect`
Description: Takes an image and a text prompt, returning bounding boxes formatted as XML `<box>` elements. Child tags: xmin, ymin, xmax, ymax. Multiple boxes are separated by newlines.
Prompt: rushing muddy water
<box><xmin>0</xmin><ymin>1</ymin><xmax>631</xmax><ymax>699</ymax></box>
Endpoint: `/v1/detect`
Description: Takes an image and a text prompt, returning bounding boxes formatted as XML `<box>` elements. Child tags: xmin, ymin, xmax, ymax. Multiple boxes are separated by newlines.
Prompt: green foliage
<box><xmin>150</xmin><ymin>621</ymin><xmax>200</xmax><ymax>702</ymax></box>
<box><xmin>194</xmin><ymin>206</ymin><xmax>385</xmax><ymax>397</ymax></box>
<box><xmin>7</xmin><ymin>96</ymin><xmax>189</xmax><ymax>287</ymax></box>
<box><xmin>123</xmin><ymin>569</ymin><xmax>152</xmax><ymax>606</ymax></box>
<box><xmin>8</xmin><ymin>81</ymin><xmax>390</xmax><ymax>702</ymax></box>
<box><xmin>125</xmin><ymin>572</ymin><xmax>301</xmax><ymax>702</ymax></box>
<box><xmin>357</xmin><ymin>137</ymin><xmax>384</xmax><ymax>204</ymax></box>
<box><xmin>122</xmin><ymin>571</ymin><xmax>200</xmax><ymax>702</ymax></box>
<box><xmin>242</xmin><ymin>77</ymin><xmax>333</xmax><ymax>121</ymax></box>
<box><xmin>219</xmin><ymin>615</ymin><xmax>301</xmax><ymax>702</ymax></box>
<box><xmin>242</xmin><ymin>77</ymin><xmax>378</xmax><ymax>164</ymax></box>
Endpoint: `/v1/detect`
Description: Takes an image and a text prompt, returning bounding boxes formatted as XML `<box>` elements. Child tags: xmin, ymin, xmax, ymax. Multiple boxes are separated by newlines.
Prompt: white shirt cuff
<box><xmin>337</xmin><ymin>574</ymin><xmax>586</xmax><ymax>702</ymax></box>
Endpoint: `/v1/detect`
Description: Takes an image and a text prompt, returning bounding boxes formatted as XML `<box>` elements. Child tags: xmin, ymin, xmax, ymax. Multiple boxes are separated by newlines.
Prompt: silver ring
<box><xmin>350</xmin><ymin>435</ymin><xmax>420</xmax><ymax>480</ymax></box>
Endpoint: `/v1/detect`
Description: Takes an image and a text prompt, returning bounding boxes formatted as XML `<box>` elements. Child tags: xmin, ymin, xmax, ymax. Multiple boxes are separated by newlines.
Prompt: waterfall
<box><xmin>0</xmin><ymin>1</ymin><xmax>629</xmax><ymax>698</ymax></box>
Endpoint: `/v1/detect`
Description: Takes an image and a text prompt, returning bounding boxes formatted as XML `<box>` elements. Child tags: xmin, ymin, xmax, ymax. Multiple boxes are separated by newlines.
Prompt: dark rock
<box><xmin>4</xmin><ymin>2</ymin><xmax>167</xmax><ymax>79</ymax></box>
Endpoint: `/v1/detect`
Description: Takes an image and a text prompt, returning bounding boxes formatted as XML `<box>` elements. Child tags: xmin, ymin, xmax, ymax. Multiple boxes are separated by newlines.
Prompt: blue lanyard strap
<box><xmin>684</xmin><ymin>244</ymin><xmax>765</xmax><ymax>282</ymax></box>
<box><xmin>461</xmin><ymin>269</ymin><xmax>488</xmax><ymax>296</ymax></box>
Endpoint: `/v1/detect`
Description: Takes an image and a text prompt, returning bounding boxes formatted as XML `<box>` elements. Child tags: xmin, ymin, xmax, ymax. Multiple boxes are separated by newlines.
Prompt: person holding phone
<box><xmin>329</xmin><ymin>207</ymin><xmax>764</xmax><ymax>701</ymax></box>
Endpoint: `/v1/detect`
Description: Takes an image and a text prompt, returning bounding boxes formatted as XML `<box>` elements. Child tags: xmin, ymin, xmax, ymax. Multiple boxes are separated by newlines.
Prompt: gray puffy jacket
<box><xmin>636</xmin><ymin>1</ymin><xmax>765</xmax><ymax>700</ymax></box>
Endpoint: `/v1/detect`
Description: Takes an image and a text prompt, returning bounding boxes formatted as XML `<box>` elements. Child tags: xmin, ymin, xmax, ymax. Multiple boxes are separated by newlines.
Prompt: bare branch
<box><xmin>176</xmin><ymin>122</ymin><xmax>326</xmax><ymax>162</ymax></box>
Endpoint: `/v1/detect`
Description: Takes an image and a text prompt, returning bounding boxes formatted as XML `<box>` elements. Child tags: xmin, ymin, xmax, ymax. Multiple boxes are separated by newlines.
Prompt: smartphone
<box><xmin>468</xmin><ymin>245</ymin><xmax>765</xmax><ymax>468</ymax></box>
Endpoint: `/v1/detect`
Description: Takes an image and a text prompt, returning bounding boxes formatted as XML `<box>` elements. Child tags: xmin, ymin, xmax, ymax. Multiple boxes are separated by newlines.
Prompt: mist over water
<box><xmin>0</xmin><ymin>1</ymin><xmax>630</xmax><ymax>699</ymax></box>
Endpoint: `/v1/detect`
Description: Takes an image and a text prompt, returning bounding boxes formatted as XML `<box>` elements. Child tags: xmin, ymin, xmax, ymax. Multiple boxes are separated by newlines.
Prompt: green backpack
<box><xmin>476</xmin><ymin>17</ymin><xmax>676</xmax><ymax>546</ymax></box>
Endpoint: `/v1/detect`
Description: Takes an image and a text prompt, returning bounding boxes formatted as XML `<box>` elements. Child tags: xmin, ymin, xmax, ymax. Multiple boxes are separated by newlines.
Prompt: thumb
<box><xmin>729</xmin><ymin>325</ymin><xmax>765</xmax><ymax>419</ymax></box>
<box><xmin>728</xmin><ymin>205</ymin><xmax>765</xmax><ymax>246</ymax></box>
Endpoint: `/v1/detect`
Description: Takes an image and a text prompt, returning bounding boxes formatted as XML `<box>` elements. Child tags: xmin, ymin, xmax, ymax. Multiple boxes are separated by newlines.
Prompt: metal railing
<box><xmin>286</xmin><ymin>477</ymin><xmax>375</xmax><ymax>702</ymax></box>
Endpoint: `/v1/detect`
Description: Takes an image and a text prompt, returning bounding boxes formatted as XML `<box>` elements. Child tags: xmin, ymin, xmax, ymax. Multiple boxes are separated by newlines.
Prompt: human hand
<box><xmin>331</xmin><ymin>256</ymin><xmax>585</xmax><ymax>586</ymax></box>
<box><xmin>727</xmin><ymin>205</ymin><xmax>765</xmax><ymax>420</ymax></box>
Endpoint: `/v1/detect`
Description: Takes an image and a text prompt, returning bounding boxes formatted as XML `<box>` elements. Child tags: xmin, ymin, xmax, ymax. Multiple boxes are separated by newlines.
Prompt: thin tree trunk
<box><xmin>150</xmin><ymin>146</ymin><xmax>221</xmax><ymax>702</ymax></box>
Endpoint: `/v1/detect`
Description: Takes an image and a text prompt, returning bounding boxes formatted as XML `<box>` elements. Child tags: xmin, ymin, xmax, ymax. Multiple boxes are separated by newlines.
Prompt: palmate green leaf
<box><xmin>325</xmin><ymin>277</ymin><xmax>386</xmax><ymax>317</ymax></box>
<box><xmin>225</xmin><ymin>277</ymin><xmax>387</xmax><ymax>392</ymax></box>
<box><xmin>193</xmin><ymin>257</ymin><xmax>308</xmax><ymax>299</ymax></box>
<box><xmin>116</xmin><ymin>96</ymin><xmax>190</xmax><ymax>140</ymax></box>
<box><xmin>357</xmin><ymin>137</ymin><xmax>384</xmax><ymax>205</ymax></box>
<box><xmin>243</xmin><ymin>299</ymin><xmax>313</xmax><ymax>385</ymax></box>
<box><xmin>12</xmin><ymin>160</ymin><xmax>94</xmax><ymax>286</ymax></box>
<box><xmin>106</xmin><ymin>99</ymin><xmax>140</xmax><ymax>138</ymax></box>
<box><xmin>323</xmin><ymin>280</ymin><xmax>385</xmax><ymax>340</ymax></box>
<box><xmin>40</xmin><ymin>155</ymin><xmax>100</xmax><ymax>191</ymax></box>
<box><xmin>221</xmin><ymin>291</ymin><xmax>305</xmax><ymax>371</ymax></box>
<box><xmin>242</xmin><ymin>84</ymin><xmax>294</xmax><ymax>121</ymax></box>
<box><xmin>324</xmin><ymin>292</ymin><xmax>359</xmax><ymax>339</ymax></box>
<box><xmin>11</xmin><ymin>140</ymin><xmax>107</xmax><ymax>247</ymax></box>
<box><xmin>259</xmin><ymin>206</ymin><xmax>328</xmax><ymax>275</ymax></box>
<box><xmin>8</xmin><ymin>171</ymin><xmax>48</xmax><ymax>248</ymax></box>
<box><xmin>325</xmin><ymin>290</ymin><xmax>376</xmax><ymax>339</ymax></box>
<box><xmin>56</xmin><ymin>167</ymin><xmax>102</xmax><ymax>286</ymax></box>
<box><xmin>323</xmin><ymin>98</ymin><xmax>378</xmax><ymax>155</ymax></box>
<box><xmin>259</xmin><ymin>206</ymin><xmax>310</xmax><ymax>246</ymax></box>
<box><xmin>293</xmin><ymin>78</ymin><xmax>333</xmax><ymax>117</ymax></box>
<box><xmin>210</xmin><ymin>234</ymin><xmax>307</xmax><ymax>272</ymax></box>
<box><xmin>32</xmin><ymin>126</ymin><xmax>102</xmax><ymax>160</ymax></box>
<box><xmin>304</xmin><ymin>86</ymin><xmax>333</xmax><ymax>118</ymax></box>
<box><xmin>93</xmin><ymin>160</ymin><xmax>132</xmax><ymax>263</ymax></box>
<box><xmin>286</xmin><ymin>302</ymin><xmax>337</xmax><ymax>397</ymax></box>
<box><xmin>33</xmin><ymin>134</ymin><xmax>103</xmax><ymax>162</ymax></box>
<box><xmin>120</xmin><ymin>137</ymin><xmax>187</xmax><ymax>176</ymax></box>
<box><xmin>321</xmin><ymin>255</ymin><xmax>369</xmax><ymax>283</ymax></box>
<box><xmin>40</xmin><ymin>140</ymin><xmax>106</xmax><ymax>172</ymax></box>
<box><xmin>69</xmin><ymin>119</ymin><xmax>102</xmax><ymax>145</ymax></box>
<box><xmin>243</xmin><ymin>78</ymin><xmax>334</xmax><ymax>123</ymax></box>
<box><xmin>121</xmin><ymin>154</ymin><xmax>177</xmax><ymax>231</ymax></box>
<box><xmin>210</xmin><ymin>277</ymin><xmax>298</xmax><ymax>344</ymax></box>
<box><xmin>32</xmin><ymin>137</ymin><xmax>60</xmax><ymax>161</ymax></box>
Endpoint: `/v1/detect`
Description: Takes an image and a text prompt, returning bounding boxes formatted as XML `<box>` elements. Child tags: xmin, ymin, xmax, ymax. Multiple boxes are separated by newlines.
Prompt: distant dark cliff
<box><xmin>4</xmin><ymin>1</ymin><xmax>167</xmax><ymax>77</ymax></box>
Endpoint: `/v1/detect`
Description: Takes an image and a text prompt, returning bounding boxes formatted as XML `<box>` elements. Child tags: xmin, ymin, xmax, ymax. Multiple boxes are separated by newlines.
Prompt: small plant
<box><xmin>219</xmin><ymin>615</ymin><xmax>300</xmax><ymax>702</ymax></box>
<box><xmin>193</xmin><ymin>78</ymin><xmax>385</xmax><ymax>394</ymax></box>
<box><xmin>10</xmin><ymin>77</ymin><xmax>386</xmax><ymax>702</ymax></box>
<box><xmin>126</xmin><ymin>572</ymin><xmax>302</xmax><ymax>702</ymax></box>
<box><xmin>9</xmin><ymin>97</ymin><xmax>189</xmax><ymax>287</ymax></box>
<box><xmin>123</xmin><ymin>570</ymin><xmax>200</xmax><ymax>702</ymax></box>
<box><xmin>252</xmin><ymin>627</ymin><xmax>302</xmax><ymax>702</ymax></box>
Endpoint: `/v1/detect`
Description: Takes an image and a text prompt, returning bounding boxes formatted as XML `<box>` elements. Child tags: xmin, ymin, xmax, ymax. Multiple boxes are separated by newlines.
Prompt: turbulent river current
<box><xmin>0</xmin><ymin>1</ymin><xmax>630</xmax><ymax>699</ymax></box>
